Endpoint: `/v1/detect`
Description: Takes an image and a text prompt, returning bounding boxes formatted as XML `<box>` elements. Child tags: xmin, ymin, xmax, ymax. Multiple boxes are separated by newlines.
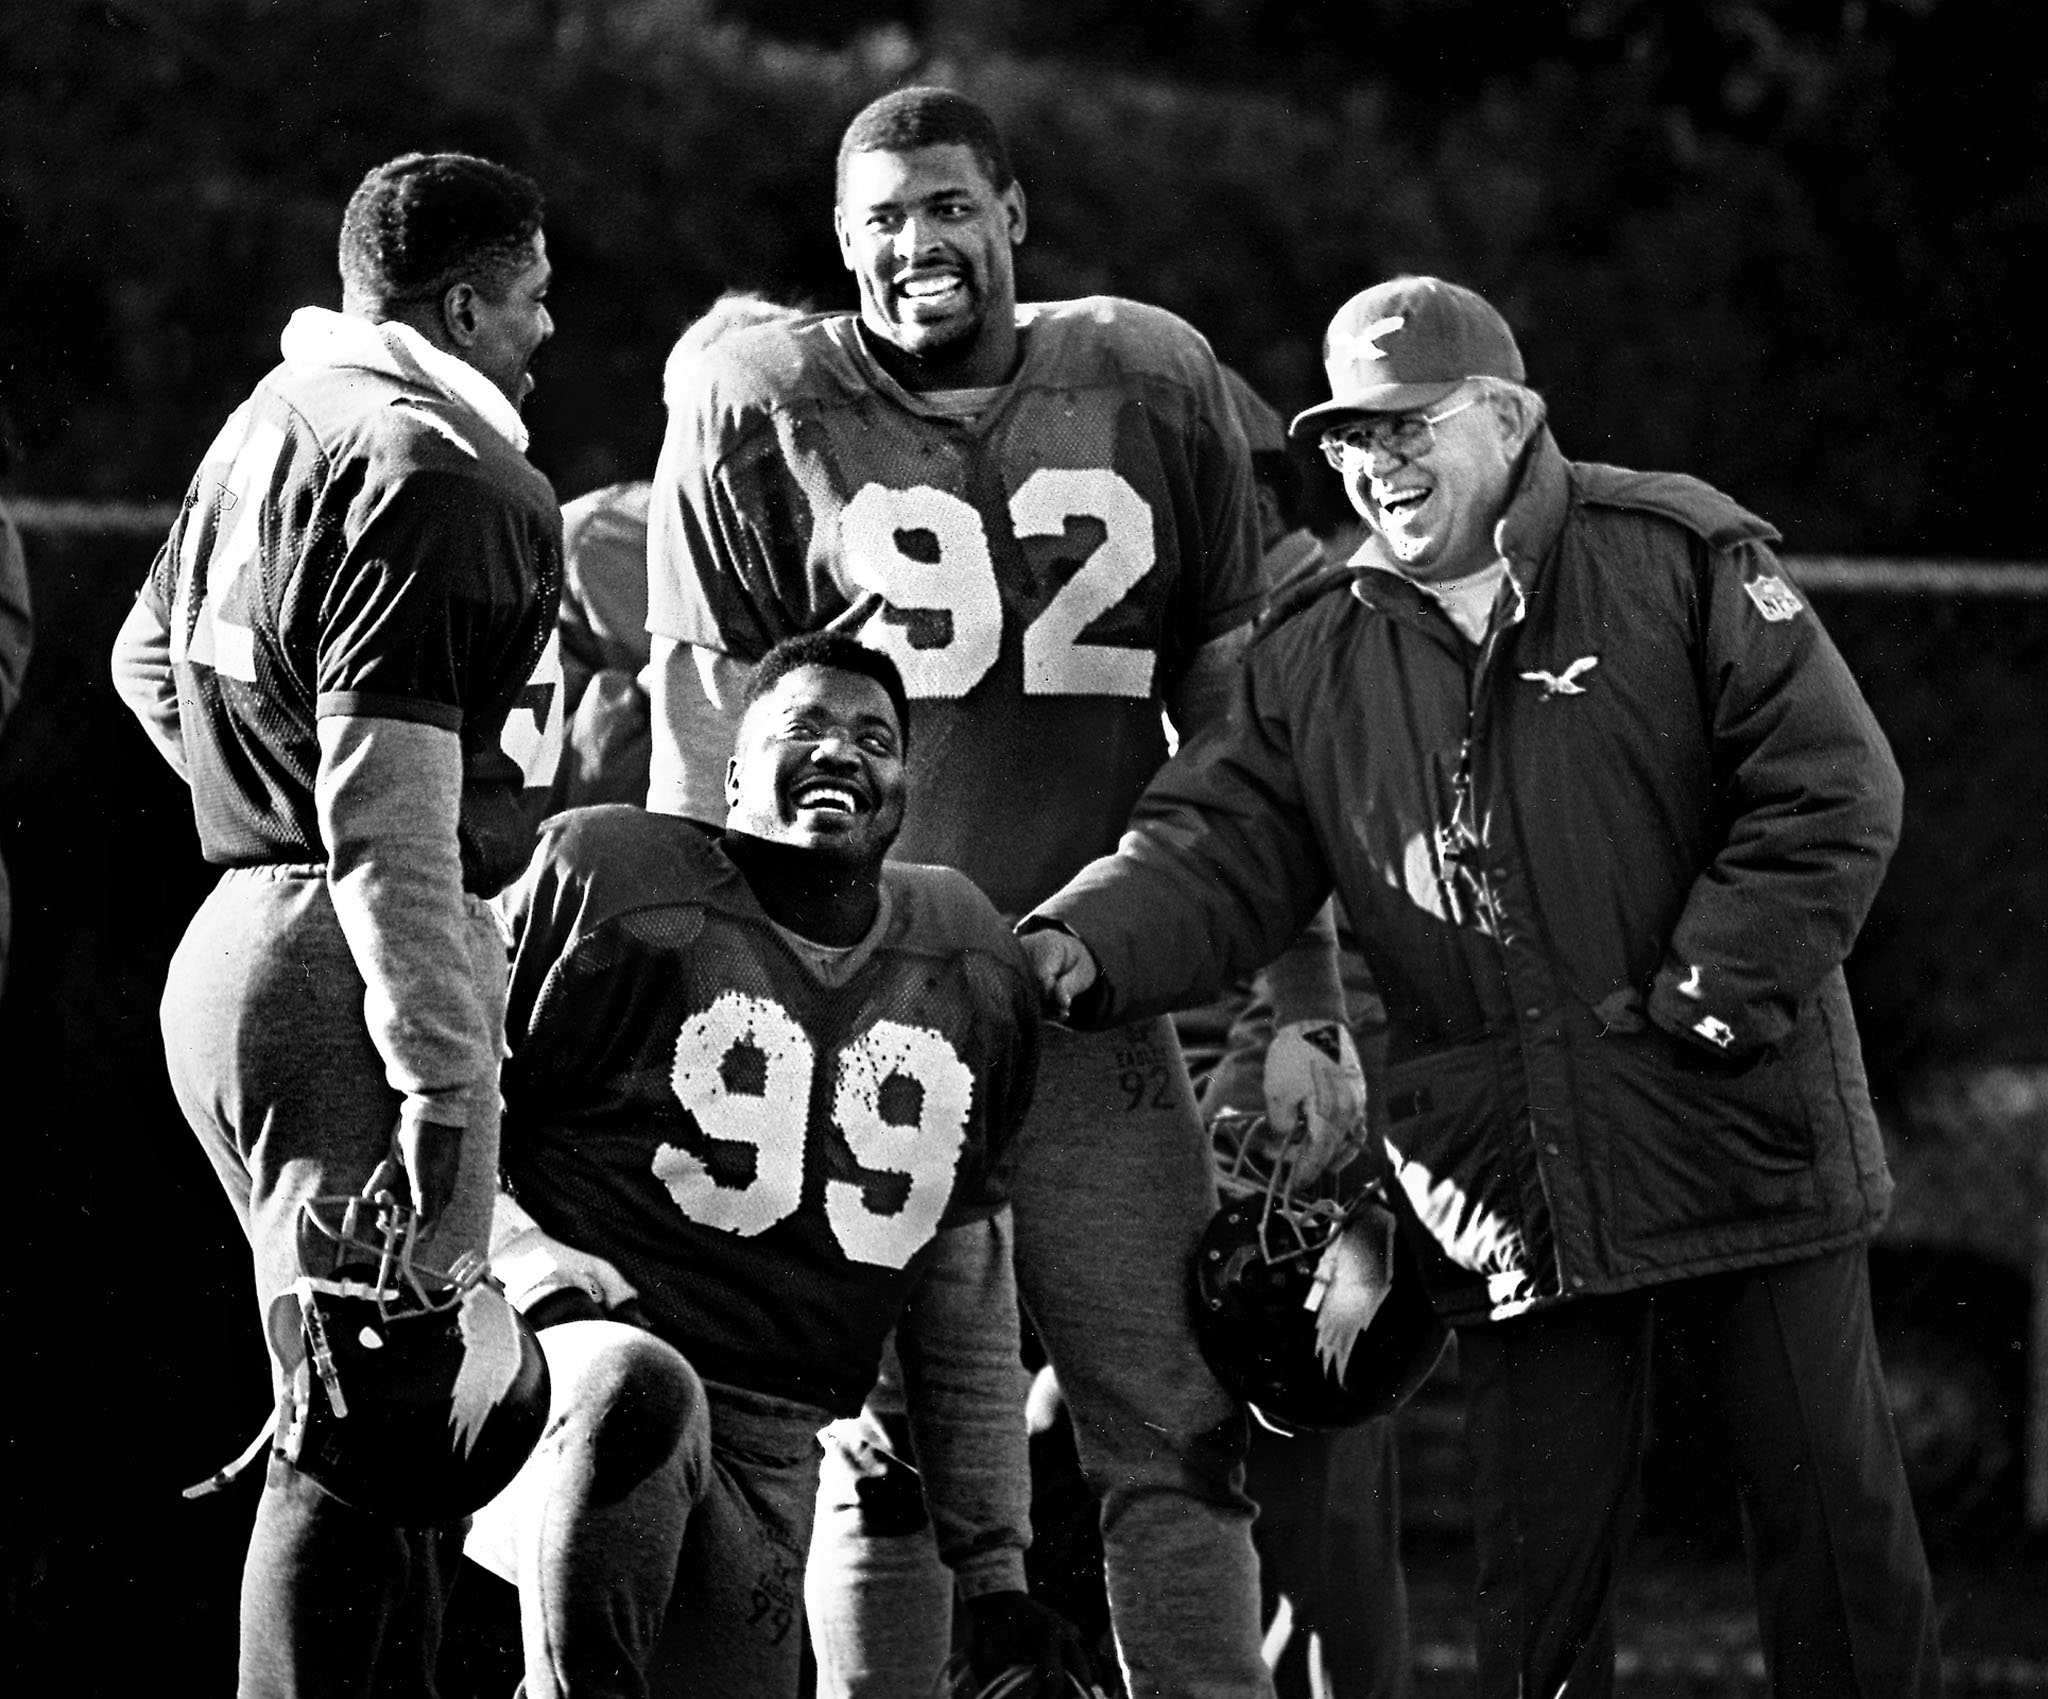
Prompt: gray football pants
<box><xmin>807</xmin><ymin>1017</ymin><xmax>1273</xmax><ymax>1699</ymax></box>
<box><xmin>163</xmin><ymin>865</ymin><xmax>506</xmax><ymax>1699</ymax></box>
<box><xmin>466</xmin><ymin>1321</ymin><xmax>827</xmax><ymax>1699</ymax></box>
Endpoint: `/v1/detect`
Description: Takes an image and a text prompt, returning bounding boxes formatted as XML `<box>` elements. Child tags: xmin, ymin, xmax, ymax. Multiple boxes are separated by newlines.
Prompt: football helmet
<box><xmin>269</xmin><ymin>1189</ymin><xmax>551</xmax><ymax>1524</ymax></box>
<box><xmin>1193</xmin><ymin>1112</ymin><xmax>1447</xmax><ymax>1433</ymax></box>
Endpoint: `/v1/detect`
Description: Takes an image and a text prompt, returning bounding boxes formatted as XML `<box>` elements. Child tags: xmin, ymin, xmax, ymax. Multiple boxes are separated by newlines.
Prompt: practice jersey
<box><xmin>140</xmin><ymin>357</ymin><xmax>561</xmax><ymax>895</ymax></box>
<box><xmin>498</xmin><ymin>808</ymin><xmax>1041</xmax><ymax>1413</ymax></box>
<box><xmin>647</xmin><ymin>298</ymin><xmax>1264</xmax><ymax>917</ymax></box>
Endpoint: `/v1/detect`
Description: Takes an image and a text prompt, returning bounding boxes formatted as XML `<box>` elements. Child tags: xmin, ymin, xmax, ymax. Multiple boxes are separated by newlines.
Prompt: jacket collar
<box><xmin>1490</xmin><ymin>424</ymin><xmax>1571</xmax><ymax>600</ymax></box>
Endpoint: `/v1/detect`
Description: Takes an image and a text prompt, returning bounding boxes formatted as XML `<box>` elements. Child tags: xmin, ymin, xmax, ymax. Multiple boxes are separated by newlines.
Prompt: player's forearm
<box><xmin>316</xmin><ymin>713</ymin><xmax>496</xmax><ymax>1133</ymax></box>
<box><xmin>108</xmin><ymin>591</ymin><xmax>188</xmax><ymax>780</ymax></box>
<box><xmin>896</xmin><ymin>1210</ymin><xmax>1032</xmax><ymax>1598</ymax></box>
<box><xmin>1260</xmin><ymin>897</ymin><xmax>1346</xmax><ymax>1028</ymax></box>
<box><xmin>647</xmin><ymin>636</ymin><xmax>743</xmax><ymax>821</ymax></box>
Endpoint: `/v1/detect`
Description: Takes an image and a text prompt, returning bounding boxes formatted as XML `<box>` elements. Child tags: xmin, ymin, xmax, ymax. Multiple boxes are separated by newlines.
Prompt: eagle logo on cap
<box><xmin>1334</xmin><ymin>314</ymin><xmax>1405</xmax><ymax>363</ymax></box>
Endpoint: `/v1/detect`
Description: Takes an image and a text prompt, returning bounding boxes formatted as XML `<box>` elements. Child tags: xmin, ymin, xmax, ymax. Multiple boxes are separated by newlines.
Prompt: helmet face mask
<box><xmin>297</xmin><ymin>1189</ymin><xmax>486</xmax><ymax>1319</ymax></box>
<box><xmin>267</xmin><ymin>1190</ymin><xmax>551</xmax><ymax>1525</ymax></box>
<box><xmin>1194</xmin><ymin>1114</ymin><xmax>1448</xmax><ymax>1434</ymax></box>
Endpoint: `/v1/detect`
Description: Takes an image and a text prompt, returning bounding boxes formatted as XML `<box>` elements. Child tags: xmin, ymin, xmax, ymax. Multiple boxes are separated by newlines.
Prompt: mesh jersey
<box><xmin>646</xmin><ymin>298</ymin><xmax>1265</xmax><ymax>916</ymax></box>
<box><xmin>140</xmin><ymin>358</ymin><xmax>561</xmax><ymax>895</ymax></box>
<box><xmin>499</xmin><ymin>808</ymin><xmax>1041</xmax><ymax>1413</ymax></box>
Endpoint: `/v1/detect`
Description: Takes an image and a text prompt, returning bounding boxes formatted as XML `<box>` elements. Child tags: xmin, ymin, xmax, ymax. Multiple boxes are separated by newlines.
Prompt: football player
<box><xmin>645</xmin><ymin>84</ymin><xmax>1364</xmax><ymax>1699</ymax></box>
<box><xmin>108</xmin><ymin>153</ymin><xmax>560</xmax><ymax>1698</ymax></box>
<box><xmin>547</xmin><ymin>293</ymin><xmax>806</xmax><ymax>813</ymax></box>
<box><xmin>464</xmin><ymin>632</ymin><xmax>1087</xmax><ymax>1697</ymax></box>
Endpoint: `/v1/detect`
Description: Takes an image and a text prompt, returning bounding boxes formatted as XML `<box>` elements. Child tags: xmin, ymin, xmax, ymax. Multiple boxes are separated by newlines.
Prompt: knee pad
<box><xmin>561</xmin><ymin>1329</ymin><xmax>703</xmax><ymax>1504</ymax></box>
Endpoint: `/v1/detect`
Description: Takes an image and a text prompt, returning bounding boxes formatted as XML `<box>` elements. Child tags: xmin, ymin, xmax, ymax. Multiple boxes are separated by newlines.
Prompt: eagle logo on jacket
<box><xmin>1519</xmin><ymin>655</ymin><xmax>1599</xmax><ymax>698</ymax></box>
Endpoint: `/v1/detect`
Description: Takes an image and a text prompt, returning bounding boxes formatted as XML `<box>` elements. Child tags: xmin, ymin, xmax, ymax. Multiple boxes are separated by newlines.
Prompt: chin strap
<box><xmin>181</xmin><ymin>1408</ymin><xmax>279</xmax><ymax>1501</ymax></box>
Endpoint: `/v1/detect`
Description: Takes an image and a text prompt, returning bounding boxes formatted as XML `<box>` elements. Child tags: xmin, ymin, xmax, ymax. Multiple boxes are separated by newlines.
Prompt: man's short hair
<box><xmin>741</xmin><ymin>633</ymin><xmax>912</xmax><ymax>753</ymax></box>
<box><xmin>1473</xmin><ymin>374</ymin><xmax>1548</xmax><ymax>427</ymax></box>
<box><xmin>663</xmin><ymin>292</ymin><xmax>807</xmax><ymax>412</ymax></box>
<box><xmin>836</xmin><ymin>86</ymin><xmax>1015</xmax><ymax>198</ymax></box>
<box><xmin>339</xmin><ymin>152</ymin><xmax>545</xmax><ymax>312</ymax></box>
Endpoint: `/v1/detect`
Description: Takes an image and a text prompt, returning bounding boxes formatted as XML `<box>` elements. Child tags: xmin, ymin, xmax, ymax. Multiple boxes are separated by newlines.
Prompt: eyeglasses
<box><xmin>1320</xmin><ymin>394</ymin><xmax>1480</xmax><ymax>468</ymax></box>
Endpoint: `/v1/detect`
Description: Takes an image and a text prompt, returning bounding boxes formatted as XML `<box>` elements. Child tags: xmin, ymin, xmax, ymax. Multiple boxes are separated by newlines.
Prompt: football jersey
<box><xmin>559</xmin><ymin>478</ymin><xmax>655</xmax><ymax>687</ymax></box>
<box><xmin>140</xmin><ymin>356</ymin><xmax>561</xmax><ymax>896</ymax></box>
<box><xmin>498</xmin><ymin>807</ymin><xmax>1040</xmax><ymax>1413</ymax></box>
<box><xmin>646</xmin><ymin>298</ymin><xmax>1265</xmax><ymax>917</ymax></box>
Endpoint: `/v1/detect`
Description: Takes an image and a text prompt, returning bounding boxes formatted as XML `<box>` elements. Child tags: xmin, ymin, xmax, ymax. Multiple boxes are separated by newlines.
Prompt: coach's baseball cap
<box><xmin>1289</xmin><ymin>276</ymin><xmax>1525</xmax><ymax>439</ymax></box>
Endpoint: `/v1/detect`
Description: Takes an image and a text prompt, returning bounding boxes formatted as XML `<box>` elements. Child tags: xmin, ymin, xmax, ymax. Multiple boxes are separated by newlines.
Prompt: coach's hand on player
<box><xmin>960</xmin><ymin>1589</ymin><xmax>1098</xmax><ymax>1697</ymax></box>
<box><xmin>1015</xmin><ymin>923</ymin><xmax>1099</xmax><ymax>1020</ymax></box>
<box><xmin>1262</xmin><ymin>1018</ymin><xmax>1369</xmax><ymax>1184</ymax></box>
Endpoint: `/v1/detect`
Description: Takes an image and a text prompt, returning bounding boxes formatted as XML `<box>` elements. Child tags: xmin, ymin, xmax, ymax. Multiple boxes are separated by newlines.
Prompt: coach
<box><xmin>1023</xmin><ymin>275</ymin><xmax>1943</xmax><ymax>1697</ymax></box>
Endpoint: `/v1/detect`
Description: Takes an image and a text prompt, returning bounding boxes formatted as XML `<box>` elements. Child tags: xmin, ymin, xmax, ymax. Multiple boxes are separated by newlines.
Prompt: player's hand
<box><xmin>388</xmin><ymin>1117</ymin><xmax>465</xmax><ymax>1227</ymax></box>
<box><xmin>1016</xmin><ymin>925</ymin><xmax>1099</xmax><ymax>1019</ymax></box>
<box><xmin>960</xmin><ymin>1589</ymin><xmax>1100</xmax><ymax>1697</ymax></box>
<box><xmin>1262</xmin><ymin>1018</ymin><xmax>1368</xmax><ymax>1184</ymax></box>
<box><xmin>493</xmin><ymin>1222</ymin><xmax>641</xmax><ymax>1316</ymax></box>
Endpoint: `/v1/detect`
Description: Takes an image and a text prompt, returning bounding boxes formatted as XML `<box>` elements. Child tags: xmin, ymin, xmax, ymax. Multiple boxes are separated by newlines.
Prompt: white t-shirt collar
<box><xmin>278</xmin><ymin>306</ymin><xmax>529</xmax><ymax>454</ymax></box>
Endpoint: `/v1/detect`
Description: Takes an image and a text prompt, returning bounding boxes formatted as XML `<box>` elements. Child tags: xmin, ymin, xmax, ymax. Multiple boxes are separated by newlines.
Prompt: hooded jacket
<box><xmin>1037</xmin><ymin>428</ymin><xmax>1902</xmax><ymax>1324</ymax></box>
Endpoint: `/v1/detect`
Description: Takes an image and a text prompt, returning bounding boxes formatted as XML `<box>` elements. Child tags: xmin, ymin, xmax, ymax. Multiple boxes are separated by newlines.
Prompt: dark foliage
<box><xmin>3</xmin><ymin>0</ymin><xmax>2042</xmax><ymax>553</ymax></box>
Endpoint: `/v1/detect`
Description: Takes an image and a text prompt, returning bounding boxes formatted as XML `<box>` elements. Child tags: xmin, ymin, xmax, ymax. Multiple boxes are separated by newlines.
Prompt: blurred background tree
<box><xmin>4</xmin><ymin>0</ymin><xmax>2041</xmax><ymax>550</ymax></box>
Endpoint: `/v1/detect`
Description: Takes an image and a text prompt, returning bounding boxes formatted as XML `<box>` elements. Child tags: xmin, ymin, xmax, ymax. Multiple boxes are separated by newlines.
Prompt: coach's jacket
<box><xmin>1034</xmin><ymin>427</ymin><xmax>1902</xmax><ymax>1325</ymax></box>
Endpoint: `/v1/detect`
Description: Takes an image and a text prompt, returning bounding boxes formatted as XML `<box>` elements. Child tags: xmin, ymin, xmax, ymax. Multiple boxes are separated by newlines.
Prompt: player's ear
<box><xmin>440</xmin><ymin>280</ymin><xmax>482</xmax><ymax>351</ymax></box>
<box><xmin>1004</xmin><ymin>180</ymin><xmax>1027</xmax><ymax>248</ymax></box>
<box><xmin>832</xmin><ymin>205</ymin><xmax>856</xmax><ymax>272</ymax></box>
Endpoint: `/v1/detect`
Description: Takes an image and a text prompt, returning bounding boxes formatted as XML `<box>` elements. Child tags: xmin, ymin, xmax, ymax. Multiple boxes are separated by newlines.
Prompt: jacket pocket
<box><xmin>1597</xmin><ymin>1021</ymin><xmax>1819</xmax><ymax>1251</ymax></box>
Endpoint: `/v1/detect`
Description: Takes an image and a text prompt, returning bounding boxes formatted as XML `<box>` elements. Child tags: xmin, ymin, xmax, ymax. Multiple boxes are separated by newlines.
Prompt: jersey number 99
<box><xmin>652</xmin><ymin>991</ymin><xmax>974</xmax><ymax>1269</ymax></box>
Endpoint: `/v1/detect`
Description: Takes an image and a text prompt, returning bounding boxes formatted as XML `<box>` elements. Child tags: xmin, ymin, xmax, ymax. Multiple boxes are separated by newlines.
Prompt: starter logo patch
<box><xmin>1692</xmin><ymin>1014</ymin><xmax>1737</xmax><ymax>1051</ymax></box>
<box><xmin>1744</xmin><ymin>574</ymin><xmax>1804</xmax><ymax>623</ymax></box>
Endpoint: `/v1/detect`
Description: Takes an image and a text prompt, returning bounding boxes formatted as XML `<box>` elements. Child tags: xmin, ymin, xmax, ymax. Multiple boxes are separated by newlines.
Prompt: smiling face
<box><xmin>834</xmin><ymin>143</ymin><xmax>1025</xmax><ymax>389</ymax></box>
<box><xmin>1337</xmin><ymin>384</ymin><xmax>1524</xmax><ymax>583</ymax></box>
<box><xmin>724</xmin><ymin>663</ymin><xmax>907</xmax><ymax>865</ymax></box>
<box><xmin>457</xmin><ymin>231</ymin><xmax>554</xmax><ymax>411</ymax></box>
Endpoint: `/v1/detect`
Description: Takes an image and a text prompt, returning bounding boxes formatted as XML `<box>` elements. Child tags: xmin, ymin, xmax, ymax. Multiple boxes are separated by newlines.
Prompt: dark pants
<box><xmin>240</xmin><ymin>1460</ymin><xmax>464</xmax><ymax>1699</ymax></box>
<box><xmin>1246</xmin><ymin>1416</ymin><xmax>1409</xmax><ymax>1699</ymax></box>
<box><xmin>1459</xmin><ymin>1246</ymin><xmax>1942</xmax><ymax>1699</ymax></box>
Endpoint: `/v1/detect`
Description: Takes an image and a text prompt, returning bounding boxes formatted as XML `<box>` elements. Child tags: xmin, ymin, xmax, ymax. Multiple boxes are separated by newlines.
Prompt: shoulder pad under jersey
<box><xmin>1020</xmin><ymin>297</ymin><xmax>1223</xmax><ymax>391</ymax></box>
<box><xmin>689</xmin><ymin>313</ymin><xmax>856</xmax><ymax>418</ymax></box>
<box><xmin>881</xmin><ymin>860</ymin><xmax>1022</xmax><ymax>958</ymax></box>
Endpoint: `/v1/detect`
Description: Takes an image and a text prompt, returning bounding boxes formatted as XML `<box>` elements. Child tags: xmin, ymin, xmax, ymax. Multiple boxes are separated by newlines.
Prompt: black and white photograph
<box><xmin>3</xmin><ymin>5</ymin><xmax>2042</xmax><ymax>1696</ymax></box>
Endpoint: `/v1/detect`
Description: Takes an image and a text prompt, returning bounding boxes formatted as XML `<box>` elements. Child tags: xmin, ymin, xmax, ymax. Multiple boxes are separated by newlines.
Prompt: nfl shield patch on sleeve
<box><xmin>1743</xmin><ymin>574</ymin><xmax>1804</xmax><ymax>622</ymax></box>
